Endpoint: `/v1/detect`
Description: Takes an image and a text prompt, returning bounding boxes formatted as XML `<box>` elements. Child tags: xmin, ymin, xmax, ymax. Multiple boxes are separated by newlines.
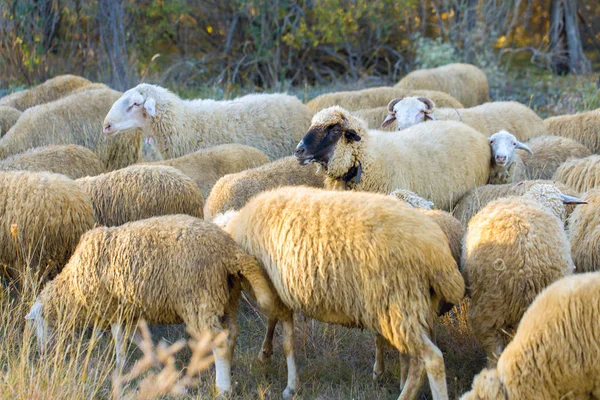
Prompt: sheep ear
<box><xmin>560</xmin><ymin>194</ymin><xmax>587</xmax><ymax>205</ymax></box>
<box><xmin>144</xmin><ymin>98</ymin><xmax>156</xmax><ymax>117</ymax></box>
<box><xmin>515</xmin><ymin>141</ymin><xmax>533</xmax><ymax>155</ymax></box>
<box><xmin>381</xmin><ymin>114</ymin><xmax>396</xmax><ymax>128</ymax></box>
<box><xmin>344</xmin><ymin>129</ymin><xmax>361</xmax><ymax>142</ymax></box>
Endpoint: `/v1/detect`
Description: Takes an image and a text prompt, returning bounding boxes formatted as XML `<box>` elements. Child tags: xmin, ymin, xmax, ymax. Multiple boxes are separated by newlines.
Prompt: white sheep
<box><xmin>487</xmin><ymin>130</ymin><xmax>533</xmax><ymax>184</ymax></box>
<box><xmin>103</xmin><ymin>83</ymin><xmax>313</xmax><ymax>160</ymax></box>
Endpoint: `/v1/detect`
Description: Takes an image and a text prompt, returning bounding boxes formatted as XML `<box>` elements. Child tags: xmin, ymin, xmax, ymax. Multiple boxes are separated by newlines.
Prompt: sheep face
<box><xmin>460</xmin><ymin>368</ymin><xmax>506</xmax><ymax>400</ymax></box>
<box><xmin>103</xmin><ymin>88</ymin><xmax>156</xmax><ymax>136</ymax></box>
<box><xmin>25</xmin><ymin>301</ymin><xmax>50</xmax><ymax>352</ymax></box>
<box><xmin>522</xmin><ymin>183</ymin><xmax>586</xmax><ymax>221</ymax></box>
<box><xmin>488</xmin><ymin>130</ymin><xmax>532</xmax><ymax>170</ymax></box>
<box><xmin>382</xmin><ymin>97</ymin><xmax>435</xmax><ymax>130</ymax></box>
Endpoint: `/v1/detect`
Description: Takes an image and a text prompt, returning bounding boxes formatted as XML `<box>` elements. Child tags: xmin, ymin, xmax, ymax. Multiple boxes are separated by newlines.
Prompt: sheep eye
<box><xmin>512</xmin><ymin>142</ymin><xmax>517</xmax><ymax>146</ymax></box>
<box><xmin>490</xmin><ymin>140</ymin><xmax>495</xmax><ymax>144</ymax></box>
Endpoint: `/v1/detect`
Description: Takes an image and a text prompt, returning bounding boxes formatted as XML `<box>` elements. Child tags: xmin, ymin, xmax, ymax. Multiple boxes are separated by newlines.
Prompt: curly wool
<box><xmin>461</xmin><ymin>273</ymin><xmax>600</xmax><ymax>400</ymax></box>
<box><xmin>544</xmin><ymin>110</ymin><xmax>600</xmax><ymax>153</ymax></box>
<box><xmin>307</xmin><ymin>86</ymin><xmax>463</xmax><ymax>113</ymax></box>
<box><xmin>553</xmin><ymin>154</ymin><xmax>600</xmax><ymax>193</ymax></box>
<box><xmin>0</xmin><ymin>106</ymin><xmax>21</xmax><ymax>137</ymax></box>
<box><xmin>0</xmin><ymin>145</ymin><xmax>105</xmax><ymax>179</ymax></box>
<box><xmin>76</xmin><ymin>165</ymin><xmax>204</xmax><ymax>226</ymax></box>
<box><xmin>462</xmin><ymin>184</ymin><xmax>575</xmax><ymax>364</ymax></box>
<box><xmin>203</xmin><ymin>156</ymin><xmax>324</xmax><ymax>220</ymax></box>
<box><xmin>140</xmin><ymin>143</ymin><xmax>270</xmax><ymax>200</ymax></box>
<box><xmin>567</xmin><ymin>189</ymin><xmax>600</xmax><ymax>273</ymax></box>
<box><xmin>395</xmin><ymin>63</ymin><xmax>489</xmax><ymax>108</ymax></box>
<box><xmin>0</xmin><ymin>171</ymin><xmax>95</xmax><ymax>281</ymax></box>
<box><xmin>521</xmin><ymin>135</ymin><xmax>591</xmax><ymax>180</ymax></box>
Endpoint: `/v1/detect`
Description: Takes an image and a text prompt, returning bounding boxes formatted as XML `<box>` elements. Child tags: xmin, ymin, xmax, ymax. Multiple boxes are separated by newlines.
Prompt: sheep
<box><xmin>25</xmin><ymin>214</ymin><xmax>278</xmax><ymax>395</ymax></box>
<box><xmin>394</xmin><ymin>63</ymin><xmax>489</xmax><ymax>108</ymax></box>
<box><xmin>566</xmin><ymin>188</ymin><xmax>600</xmax><ymax>273</ymax></box>
<box><xmin>452</xmin><ymin>180</ymin><xmax>581</xmax><ymax>227</ymax></box>
<box><xmin>0</xmin><ymin>144</ymin><xmax>105</xmax><ymax>179</ymax></box>
<box><xmin>137</xmin><ymin>136</ymin><xmax>163</xmax><ymax>162</ymax></box>
<box><xmin>520</xmin><ymin>135</ymin><xmax>591</xmax><ymax>180</ymax></box>
<box><xmin>295</xmin><ymin>106</ymin><xmax>491</xmax><ymax>211</ymax></box>
<box><xmin>553</xmin><ymin>154</ymin><xmax>600</xmax><ymax>193</ymax></box>
<box><xmin>0</xmin><ymin>75</ymin><xmax>93</xmax><ymax>111</ymax></box>
<box><xmin>462</xmin><ymin>183</ymin><xmax>585</xmax><ymax>365</ymax></box>
<box><xmin>460</xmin><ymin>272</ymin><xmax>600</xmax><ymax>400</ymax></box>
<box><xmin>76</xmin><ymin>165</ymin><xmax>204</xmax><ymax>227</ymax></box>
<box><xmin>0</xmin><ymin>88</ymin><xmax>142</xmax><ymax>171</ymax></box>
<box><xmin>306</xmin><ymin>86</ymin><xmax>463</xmax><ymax>113</ymax></box>
<box><xmin>221</xmin><ymin>186</ymin><xmax>465</xmax><ymax>400</ymax></box>
<box><xmin>139</xmin><ymin>143</ymin><xmax>270</xmax><ymax>200</ymax></box>
<box><xmin>0</xmin><ymin>106</ymin><xmax>22</xmax><ymax>137</ymax></box>
<box><xmin>204</xmin><ymin>156</ymin><xmax>324</xmax><ymax>220</ymax></box>
<box><xmin>487</xmin><ymin>130</ymin><xmax>533</xmax><ymax>185</ymax></box>
<box><xmin>544</xmin><ymin>110</ymin><xmax>600</xmax><ymax>153</ymax></box>
<box><xmin>380</xmin><ymin>97</ymin><xmax>546</xmax><ymax>141</ymax></box>
<box><xmin>102</xmin><ymin>83</ymin><xmax>313</xmax><ymax>160</ymax></box>
<box><xmin>0</xmin><ymin>171</ymin><xmax>96</xmax><ymax>282</ymax></box>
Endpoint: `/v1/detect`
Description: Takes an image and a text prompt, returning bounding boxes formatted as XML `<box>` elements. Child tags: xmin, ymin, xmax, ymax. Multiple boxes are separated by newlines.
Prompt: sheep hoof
<box><xmin>257</xmin><ymin>348</ymin><xmax>273</xmax><ymax>363</ymax></box>
<box><xmin>282</xmin><ymin>387</ymin><xmax>295</xmax><ymax>399</ymax></box>
<box><xmin>372</xmin><ymin>369</ymin><xmax>383</xmax><ymax>382</ymax></box>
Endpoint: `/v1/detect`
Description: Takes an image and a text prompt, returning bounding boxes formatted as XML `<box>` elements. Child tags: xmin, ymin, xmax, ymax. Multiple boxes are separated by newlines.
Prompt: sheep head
<box><xmin>103</xmin><ymin>83</ymin><xmax>162</xmax><ymax>136</ymax></box>
<box><xmin>488</xmin><ymin>130</ymin><xmax>532</xmax><ymax>171</ymax></box>
<box><xmin>25</xmin><ymin>300</ymin><xmax>50</xmax><ymax>353</ymax></box>
<box><xmin>460</xmin><ymin>368</ymin><xmax>506</xmax><ymax>400</ymax></box>
<box><xmin>524</xmin><ymin>183</ymin><xmax>586</xmax><ymax>221</ymax></box>
<box><xmin>295</xmin><ymin>106</ymin><xmax>365</xmax><ymax>170</ymax></box>
<box><xmin>382</xmin><ymin>96</ymin><xmax>436</xmax><ymax>130</ymax></box>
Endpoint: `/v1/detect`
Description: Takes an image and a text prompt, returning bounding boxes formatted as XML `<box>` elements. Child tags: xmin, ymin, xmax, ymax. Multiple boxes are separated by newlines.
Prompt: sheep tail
<box><xmin>235</xmin><ymin>254</ymin><xmax>278</xmax><ymax>314</ymax></box>
<box><xmin>430</xmin><ymin>261</ymin><xmax>465</xmax><ymax>306</ymax></box>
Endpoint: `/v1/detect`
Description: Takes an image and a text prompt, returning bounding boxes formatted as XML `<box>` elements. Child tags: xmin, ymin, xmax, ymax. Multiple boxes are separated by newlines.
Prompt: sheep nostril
<box><xmin>295</xmin><ymin>147</ymin><xmax>305</xmax><ymax>156</ymax></box>
<box><xmin>103</xmin><ymin>124</ymin><xmax>112</xmax><ymax>132</ymax></box>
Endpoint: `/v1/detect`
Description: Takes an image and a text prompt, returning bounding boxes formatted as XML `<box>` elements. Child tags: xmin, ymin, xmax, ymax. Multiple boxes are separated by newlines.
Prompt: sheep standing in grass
<box><xmin>0</xmin><ymin>106</ymin><xmax>21</xmax><ymax>136</ymax></box>
<box><xmin>0</xmin><ymin>75</ymin><xmax>92</xmax><ymax>111</ymax></box>
<box><xmin>520</xmin><ymin>135</ymin><xmax>591</xmax><ymax>179</ymax></box>
<box><xmin>566</xmin><ymin>188</ymin><xmax>600</xmax><ymax>273</ymax></box>
<box><xmin>553</xmin><ymin>154</ymin><xmax>600</xmax><ymax>193</ymax></box>
<box><xmin>306</xmin><ymin>86</ymin><xmax>463</xmax><ymax>112</ymax></box>
<box><xmin>76</xmin><ymin>165</ymin><xmax>204</xmax><ymax>226</ymax></box>
<box><xmin>295</xmin><ymin>106</ymin><xmax>491</xmax><ymax>211</ymax></box>
<box><xmin>544</xmin><ymin>110</ymin><xmax>600</xmax><ymax>153</ymax></box>
<box><xmin>139</xmin><ymin>143</ymin><xmax>270</xmax><ymax>200</ymax></box>
<box><xmin>462</xmin><ymin>184</ymin><xmax>585</xmax><ymax>365</ymax></box>
<box><xmin>0</xmin><ymin>171</ymin><xmax>95</xmax><ymax>282</ymax></box>
<box><xmin>452</xmin><ymin>180</ymin><xmax>580</xmax><ymax>227</ymax></box>
<box><xmin>395</xmin><ymin>63</ymin><xmax>489</xmax><ymax>108</ymax></box>
<box><xmin>487</xmin><ymin>130</ymin><xmax>533</xmax><ymax>184</ymax></box>
<box><xmin>0</xmin><ymin>145</ymin><xmax>105</xmax><ymax>178</ymax></box>
<box><xmin>204</xmin><ymin>156</ymin><xmax>324</xmax><ymax>220</ymax></box>
<box><xmin>221</xmin><ymin>186</ymin><xmax>464</xmax><ymax>400</ymax></box>
<box><xmin>381</xmin><ymin>97</ymin><xmax>546</xmax><ymax>141</ymax></box>
<box><xmin>25</xmin><ymin>214</ymin><xmax>278</xmax><ymax>395</ymax></box>
<box><xmin>102</xmin><ymin>83</ymin><xmax>313</xmax><ymax>160</ymax></box>
<box><xmin>461</xmin><ymin>272</ymin><xmax>600</xmax><ymax>400</ymax></box>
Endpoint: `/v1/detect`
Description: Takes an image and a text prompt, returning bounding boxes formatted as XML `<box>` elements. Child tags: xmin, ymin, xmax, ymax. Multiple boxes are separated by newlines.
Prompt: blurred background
<box><xmin>1</xmin><ymin>0</ymin><xmax>598</xmax><ymax>115</ymax></box>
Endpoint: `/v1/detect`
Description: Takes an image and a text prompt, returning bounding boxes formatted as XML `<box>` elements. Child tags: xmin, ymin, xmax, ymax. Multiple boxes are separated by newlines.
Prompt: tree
<box><xmin>549</xmin><ymin>0</ymin><xmax>591</xmax><ymax>74</ymax></box>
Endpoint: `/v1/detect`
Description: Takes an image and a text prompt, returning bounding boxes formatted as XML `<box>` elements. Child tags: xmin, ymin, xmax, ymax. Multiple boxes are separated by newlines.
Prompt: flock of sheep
<box><xmin>0</xmin><ymin>63</ymin><xmax>599</xmax><ymax>400</ymax></box>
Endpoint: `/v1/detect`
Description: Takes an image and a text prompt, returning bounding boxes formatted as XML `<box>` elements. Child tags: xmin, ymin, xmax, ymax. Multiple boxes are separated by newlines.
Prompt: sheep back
<box><xmin>544</xmin><ymin>111</ymin><xmax>600</xmax><ymax>153</ymax></box>
<box><xmin>553</xmin><ymin>154</ymin><xmax>600</xmax><ymax>193</ymax></box>
<box><xmin>0</xmin><ymin>75</ymin><xmax>92</xmax><ymax>111</ymax></box>
<box><xmin>522</xmin><ymin>135</ymin><xmax>592</xmax><ymax>180</ymax></box>
<box><xmin>0</xmin><ymin>106</ymin><xmax>22</xmax><ymax>137</ymax></box>
<box><xmin>567</xmin><ymin>189</ymin><xmax>600</xmax><ymax>273</ymax></box>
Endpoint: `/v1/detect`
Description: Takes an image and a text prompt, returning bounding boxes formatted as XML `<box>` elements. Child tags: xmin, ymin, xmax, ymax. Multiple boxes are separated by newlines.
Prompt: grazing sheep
<box><xmin>395</xmin><ymin>63</ymin><xmax>489</xmax><ymax>108</ymax></box>
<box><xmin>76</xmin><ymin>165</ymin><xmax>204</xmax><ymax>226</ymax></box>
<box><xmin>462</xmin><ymin>184</ymin><xmax>585</xmax><ymax>365</ymax></box>
<box><xmin>380</xmin><ymin>97</ymin><xmax>546</xmax><ymax>141</ymax></box>
<box><xmin>0</xmin><ymin>106</ymin><xmax>22</xmax><ymax>137</ymax></box>
<box><xmin>222</xmin><ymin>186</ymin><xmax>465</xmax><ymax>400</ymax></box>
<box><xmin>0</xmin><ymin>88</ymin><xmax>141</xmax><ymax>171</ymax></box>
<box><xmin>0</xmin><ymin>75</ymin><xmax>93</xmax><ymax>111</ymax></box>
<box><xmin>553</xmin><ymin>154</ymin><xmax>600</xmax><ymax>193</ymax></box>
<box><xmin>566</xmin><ymin>188</ymin><xmax>600</xmax><ymax>273</ymax></box>
<box><xmin>295</xmin><ymin>106</ymin><xmax>491</xmax><ymax>211</ymax></box>
<box><xmin>0</xmin><ymin>145</ymin><xmax>105</xmax><ymax>179</ymax></box>
<box><xmin>460</xmin><ymin>272</ymin><xmax>600</xmax><ymax>400</ymax></box>
<box><xmin>102</xmin><ymin>83</ymin><xmax>313</xmax><ymax>160</ymax></box>
<box><xmin>140</xmin><ymin>143</ymin><xmax>270</xmax><ymax>200</ymax></box>
<box><xmin>0</xmin><ymin>171</ymin><xmax>95</xmax><ymax>282</ymax></box>
<box><xmin>544</xmin><ymin>110</ymin><xmax>600</xmax><ymax>153</ymax></box>
<box><xmin>204</xmin><ymin>156</ymin><xmax>324</xmax><ymax>220</ymax></box>
<box><xmin>487</xmin><ymin>130</ymin><xmax>533</xmax><ymax>185</ymax></box>
<box><xmin>452</xmin><ymin>180</ymin><xmax>581</xmax><ymax>227</ymax></box>
<box><xmin>25</xmin><ymin>214</ymin><xmax>278</xmax><ymax>395</ymax></box>
<box><xmin>306</xmin><ymin>86</ymin><xmax>463</xmax><ymax>113</ymax></box>
<box><xmin>520</xmin><ymin>135</ymin><xmax>591</xmax><ymax>180</ymax></box>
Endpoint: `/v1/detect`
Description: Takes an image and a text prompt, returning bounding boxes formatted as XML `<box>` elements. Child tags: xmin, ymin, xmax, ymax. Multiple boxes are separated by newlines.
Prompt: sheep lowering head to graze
<box><xmin>487</xmin><ymin>130</ymin><xmax>533</xmax><ymax>184</ymax></box>
<box><xmin>295</xmin><ymin>105</ymin><xmax>491</xmax><ymax>211</ymax></box>
<box><xmin>103</xmin><ymin>83</ymin><xmax>313</xmax><ymax>160</ymax></box>
<box><xmin>462</xmin><ymin>183</ymin><xmax>586</xmax><ymax>366</ymax></box>
<box><xmin>461</xmin><ymin>272</ymin><xmax>600</xmax><ymax>400</ymax></box>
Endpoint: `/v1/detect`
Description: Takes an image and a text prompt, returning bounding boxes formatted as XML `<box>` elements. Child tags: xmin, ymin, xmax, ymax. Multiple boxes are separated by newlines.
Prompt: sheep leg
<box><xmin>212</xmin><ymin>334</ymin><xmax>233</xmax><ymax>394</ymax></box>
<box><xmin>111</xmin><ymin>323</ymin><xmax>125</xmax><ymax>373</ymax></box>
<box><xmin>399</xmin><ymin>352</ymin><xmax>410</xmax><ymax>390</ymax></box>
<box><xmin>281</xmin><ymin>314</ymin><xmax>298</xmax><ymax>400</ymax></box>
<box><xmin>258</xmin><ymin>317</ymin><xmax>278</xmax><ymax>362</ymax></box>
<box><xmin>398</xmin><ymin>355</ymin><xmax>424</xmax><ymax>400</ymax></box>
<box><xmin>420</xmin><ymin>333</ymin><xmax>448</xmax><ymax>400</ymax></box>
<box><xmin>372</xmin><ymin>334</ymin><xmax>385</xmax><ymax>382</ymax></box>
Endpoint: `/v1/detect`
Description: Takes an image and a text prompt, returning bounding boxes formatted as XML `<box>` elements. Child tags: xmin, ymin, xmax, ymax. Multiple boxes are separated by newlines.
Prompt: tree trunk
<box><xmin>549</xmin><ymin>0</ymin><xmax>591</xmax><ymax>75</ymax></box>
